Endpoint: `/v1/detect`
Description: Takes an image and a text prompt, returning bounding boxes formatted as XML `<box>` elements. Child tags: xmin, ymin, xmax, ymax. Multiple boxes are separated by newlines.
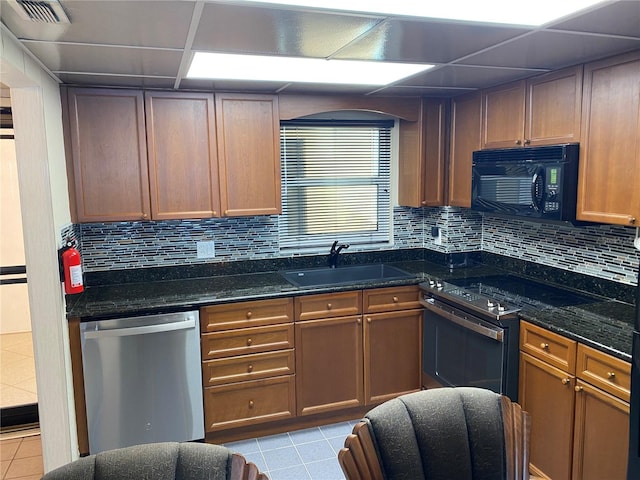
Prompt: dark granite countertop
<box><xmin>66</xmin><ymin>253</ymin><xmax>636</xmax><ymax>362</ymax></box>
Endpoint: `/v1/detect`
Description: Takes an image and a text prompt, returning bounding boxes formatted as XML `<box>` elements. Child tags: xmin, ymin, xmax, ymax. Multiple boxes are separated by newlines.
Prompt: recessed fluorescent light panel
<box><xmin>187</xmin><ymin>52</ymin><xmax>433</xmax><ymax>85</ymax></box>
<box><xmin>230</xmin><ymin>0</ymin><xmax>606</xmax><ymax>26</ymax></box>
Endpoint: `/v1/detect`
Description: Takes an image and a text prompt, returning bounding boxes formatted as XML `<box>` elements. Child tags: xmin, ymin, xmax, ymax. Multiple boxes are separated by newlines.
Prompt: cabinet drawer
<box><xmin>520</xmin><ymin>321</ymin><xmax>577</xmax><ymax>373</ymax></box>
<box><xmin>202</xmin><ymin>349</ymin><xmax>295</xmax><ymax>387</ymax></box>
<box><xmin>202</xmin><ymin>324</ymin><xmax>294</xmax><ymax>360</ymax></box>
<box><xmin>576</xmin><ymin>343</ymin><xmax>631</xmax><ymax>402</ymax></box>
<box><xmin>204</xmin><ymin>375</ymin><xmax>295</xmax><ymax>431</ymax></box>
<box><xmin>295</xmin><ymin>291</ymin><xmax>362</xmax><ymax>321</ymax></box>
<box><xmin>363</xmin><ymin>286</ymin><xmax>421</xmax><ymax>313</ymax></box>
<box><xmin>200</xmin><ymin>298</ymin><xmax>293</xmax><ymax>332</ymax></box>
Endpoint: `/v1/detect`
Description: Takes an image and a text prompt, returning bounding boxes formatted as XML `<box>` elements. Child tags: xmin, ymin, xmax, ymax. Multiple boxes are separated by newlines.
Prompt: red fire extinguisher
<box><xmin>60</xmin><ymin>241</ymin><xmax>84</xmax><ymax>294</ymax></box>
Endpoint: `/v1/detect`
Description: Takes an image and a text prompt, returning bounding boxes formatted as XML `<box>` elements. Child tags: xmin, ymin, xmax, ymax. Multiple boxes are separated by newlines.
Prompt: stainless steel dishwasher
<box><xmin>80</xmin><ymin>310</ymin><xmax>204</xmax><ymax>454</ymax></box>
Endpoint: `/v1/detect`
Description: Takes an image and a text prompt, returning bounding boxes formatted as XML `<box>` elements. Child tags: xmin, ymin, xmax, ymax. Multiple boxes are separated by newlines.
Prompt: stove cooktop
<box><xmin>421</xmin><ymin>274</ymin><xmax>600</xmax><ymax>323</ymax></box>
<box><xmin>447</xmin><ymin>275</ymin><xmax>599</xmax><ymax>308</ymax></box>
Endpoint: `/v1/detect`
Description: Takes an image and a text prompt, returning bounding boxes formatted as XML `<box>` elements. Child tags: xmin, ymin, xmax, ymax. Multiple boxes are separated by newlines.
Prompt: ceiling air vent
<box><xmin>7</xmin><ymin>0</ymin><xmax>71</xmax><ymax>24</ymax></box>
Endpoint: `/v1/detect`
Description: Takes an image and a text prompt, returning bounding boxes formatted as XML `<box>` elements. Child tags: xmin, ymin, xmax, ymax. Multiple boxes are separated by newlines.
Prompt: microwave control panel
<box><xmin>544</xmin><ymin>167</ymin><xmax>561</xmax><ymax>212</ymax></box>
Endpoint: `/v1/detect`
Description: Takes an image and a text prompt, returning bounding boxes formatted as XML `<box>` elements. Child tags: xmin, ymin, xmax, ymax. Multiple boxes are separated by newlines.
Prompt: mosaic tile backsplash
<box><xmin>64</xmin><ymin>206</ymin><xmax>639</xmax><ymax>286</ymax></box>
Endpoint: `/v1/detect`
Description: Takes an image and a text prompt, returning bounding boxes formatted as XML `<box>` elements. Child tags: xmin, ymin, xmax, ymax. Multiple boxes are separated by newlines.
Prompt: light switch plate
<box><xmin>196</xmin><ymin>241</ymin><xmax>215</xmax><ymax>259</ymax></box>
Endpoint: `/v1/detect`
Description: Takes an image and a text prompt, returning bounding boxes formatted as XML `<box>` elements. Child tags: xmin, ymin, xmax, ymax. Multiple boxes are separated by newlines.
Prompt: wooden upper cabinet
<box><xmin>525</xmin><ymin>65</ymin><xmax>583</xmax><ymax>146</ymax></box>
<box><xmin>65</xmin><ymin>88</ymin><xmax>150</xmax><ymax>222</ymax></box>
<box><xmin>144</xmin><ymin>92</ymin><xmax>220</xmax><ymax>220</ymax></box>
<box><xmin>577</xmin><ymin>51</ymin><xmax>640</xmax><ymax>226</ymax></box>
<box><xmin>482</xmin><ymin>66</ymin><xmax>583</xmax><ymax>149</ymax></box>
<box><xmin>398</xmin><ymin>98</ymin><xmax>446</xmax><ymax>207</ymax></box>
<box><xmin>482</xmin><ymin>80</ymin><xmax>526</xmax><ymax>149</ymax></box>
<box><xmin>215</xmin><ymin>94</ymin><xmax>282</xmax><ymax>216</ymax></box>
<box><xmin>449</xmin><ymin>91</ymin><xmax>481</xmax><ymax>207</ymax></box>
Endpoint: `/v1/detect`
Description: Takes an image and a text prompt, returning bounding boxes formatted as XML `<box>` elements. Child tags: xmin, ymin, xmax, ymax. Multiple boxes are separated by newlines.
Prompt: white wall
<box><xmin>1</xmin><ymin>25</ymin><xmax>77</xmax><ymax>470</ymax></box>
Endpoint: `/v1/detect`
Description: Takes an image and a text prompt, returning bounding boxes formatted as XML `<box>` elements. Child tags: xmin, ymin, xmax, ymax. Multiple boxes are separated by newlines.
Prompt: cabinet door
<box><xmin>145</xmin><ymin>92</ymin><xmax>220</xmax><ymax>220</ymax></box>
<box><xmin>519</xmin><ymin>352</ymin><xmax>575</xmax><ymax>480</ymax></box>
<box><xmin>66</xmin><ymin>88</ymin><xmax>150</xmax><ymax>222</ymax></box>
<box><xmin>482</xmin><ymin>80</ymin><xmax>526</xmax><ymax>149</ymax></box>
<box><xmin>422</xmin><ymin>99</ymin><xmax>446</xmax><ymax>206</ymax></box>
<box><xmin>364</xmin><ymin>309</ymin><xmax>422</xmax><ymax>405</ymax></box>
<box><xmin>572</xmin><ymin>380</ymin><xmax>629</xmax><ymax>480</ymax></box>
<box><xmin>577</xmin><ymin>51</ymin><xmax>640</xmax><ymax>226</ymax></box>
<box><xmin>525</xmin><ymin>65</ymin><xmax>582</xmax><ymax>146</ymax></box>
<box><xmin>216</xmin><ymin>94</ymin><xmax>281</xmax><ymax>216</ymax></box>
<box><xmin>398</xmin><ymin>99</ymin><xmax>446</xmax><ymax>207</ymax></box>
<box><xmin>295</xmin><ymin>316</ymin><xmax>364</xmax><ymax>416</ymax></box>
<box><xmin>449</xmin><ymin>91</ymin><xmax>481</xmax><ymax>207</ymax></box>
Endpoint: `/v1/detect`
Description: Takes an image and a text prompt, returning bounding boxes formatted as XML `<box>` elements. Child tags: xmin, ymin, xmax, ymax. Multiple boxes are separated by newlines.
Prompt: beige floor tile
<box><xmin>0</xmin><ymin>438</ymin><xmax>21</xmax><ymax>461</ymax></box>
<box><xmin>0</xmin><ymin>384</ymin><xmax>37</xmax><ymax>408</ymax></box>
<box><xmin>0</xmin><ymin>357</ymin><xmax>35</xmax><ymax>386</ymax></box>
<box><xmin>0</xmin><ymin>350</ymin><xmax>28</xmax><ymax>368</ymax></box>
<box><xmin>14</xmin><ymin>437</ymin><xmax>41</xmax><ymax>460</ymax></box>
<box><xmin>4</xmin><ymin>456</ymin><xmax>44</xmax><ymax>479</ymax></box>
<box><xmin>12</xmin><ymin>376</ymin><xmax>37</xmax><ymax>396</ymax></box>
<box><xmin>11</xmin><ymin>475</ymin><xmax>42</xmax><ymax>480</ymax></box>
<box><xmin>1</xmin><ymin>459</ymin><xmax>11</xmax><ymax>478</ymax></box>
<box><xmin>2</xmin><ymin>340</ymin><xmax>34</xmax><ymax>358</ymax></box>
<box><xmin>0</xmin><ymin>333</ymin><xmax>32</xmax><ymax>348</ymax></box>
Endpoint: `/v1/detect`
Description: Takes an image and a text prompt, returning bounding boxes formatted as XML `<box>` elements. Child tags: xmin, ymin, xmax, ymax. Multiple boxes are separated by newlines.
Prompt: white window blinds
<box><xmin>279</xmin><ymin>120</ymin><xmax>393</xmax><ymax>251</ymax></box>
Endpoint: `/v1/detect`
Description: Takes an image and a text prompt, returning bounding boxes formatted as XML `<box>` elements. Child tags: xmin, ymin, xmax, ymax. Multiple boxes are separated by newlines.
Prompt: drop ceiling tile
<box><xmin>550</xmin><ymin>1</ymin><xmax>640</xmax><ymax>38</ymax></box>
<box><xmin>22</xmin><ymin>42</ymin><xmax>182</xmax><ymax>77</ymax></box>
<box><xmin>461</xmin><ymin>30</ymin><xmax>640</xmax><ymax>70</ymax></box>
<box><xmin>0</xmin><ymin>0</ymin><xmax>194</xmax><ymax>48</ymax></box>
<box><xmin>54</xmin><ymin>73</ymin><xmax>176</xmax><ymax>89</ymax></box>
<box><xmin>333</xmin><ymin>18</ymin><xmax>529</xmax><ymax>63</ymax></box>
<box><xmin>192</xmin><ymin>3</ymin><xmax>382</xmax><ymax>57</ymax></box>
<box><xmin>397</xmin><ymin>65</ymin><xmax>545</xmax><ymax>89</ymax></box>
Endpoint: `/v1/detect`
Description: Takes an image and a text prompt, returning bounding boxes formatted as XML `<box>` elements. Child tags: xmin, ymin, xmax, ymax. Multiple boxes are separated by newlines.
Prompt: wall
<box><xmin>74</xmin><ymin>205</ymin><xmax>639</xmax><ymax>286</ymax></box>
<box><xmin>1</xmin><ymin>25</ymin><xmax>77</xmax><ymax>470</ymax></box>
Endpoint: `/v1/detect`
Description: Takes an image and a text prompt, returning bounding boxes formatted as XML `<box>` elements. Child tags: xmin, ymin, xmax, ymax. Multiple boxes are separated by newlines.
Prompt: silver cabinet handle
<box><xmin>83</xmin><ymin>318</ymin><xmax>196</xmax><ymax>339</ymax></box>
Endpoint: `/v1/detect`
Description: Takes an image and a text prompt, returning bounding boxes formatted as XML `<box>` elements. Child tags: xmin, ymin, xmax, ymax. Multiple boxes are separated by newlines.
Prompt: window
<box><xmin>279</xmin><ymin>120</ymin><xmax>393</xmax><ymax>252</ymax></box>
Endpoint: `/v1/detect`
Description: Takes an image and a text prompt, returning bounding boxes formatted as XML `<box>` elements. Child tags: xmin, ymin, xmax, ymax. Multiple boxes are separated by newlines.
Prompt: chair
<box><xmin>338</xmin><ymin>387</ymin><xmax>532</xmax><ymax>480</ymax></box>
<box><xmin>41</xmin><ymin>441</ymin><xmax>268</xmax><ymax>480</ymax></box>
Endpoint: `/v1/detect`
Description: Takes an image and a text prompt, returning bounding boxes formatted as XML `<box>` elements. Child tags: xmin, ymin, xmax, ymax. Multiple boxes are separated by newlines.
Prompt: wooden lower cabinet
<box><xmin>295</xmin><ymin>315</ymin><xmax>364</xmax><ymax>416</ymax></box>
<box><xmin>201</xmin><ymin>298</ymin><xmax>295</xmax><ymax>434</ymax></box>
<box><xmin>572</xmin><ymin>380</ymin><xmax>630</xmax><ymax>480</ymax></box>
<box><xmin>202</xmin><ymin>287</ymin><xmax>423</xmax><ymax>437</ymax></box>
<box><xmin>519</xmin><ymin>351</ymin><xmax>576</xmax><ymax>480</ymax></box>
<box><xmin>364</xmin><ymin>309</ymin><xmax>423</xmax><ymax>404</ymax></box>
<box><xmin>519</xmin><ymin>321</ymin><xmax>630</xmax><ymax>480</ymax></box>
<box><xmin>204</xmin><ymin>375</ymin><xmax>296</xmax><ymax>431</ymax></box>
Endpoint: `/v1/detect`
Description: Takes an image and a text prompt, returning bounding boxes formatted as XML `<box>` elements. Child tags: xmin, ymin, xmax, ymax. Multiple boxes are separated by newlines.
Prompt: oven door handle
<box><xmin>423</xmin><ymin>301</ymin><xmax>504</xmax><ymax>342</ymax></box>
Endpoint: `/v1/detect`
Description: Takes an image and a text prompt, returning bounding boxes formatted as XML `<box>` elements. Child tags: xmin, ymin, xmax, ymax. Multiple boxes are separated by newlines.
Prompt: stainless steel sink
<box><xmin>280</xmin><ymin>264</ymin><xmax>415</xmax><ymax>288</ymax></box>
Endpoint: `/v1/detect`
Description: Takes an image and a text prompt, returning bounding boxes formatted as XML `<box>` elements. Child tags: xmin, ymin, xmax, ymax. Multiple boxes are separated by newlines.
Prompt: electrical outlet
<box><xmin>431</xmin><ymin>227</ymin><xmax>442</xmax><ymax>246</ymax></box>
<box><xmin>196</xmin><ymin>241</ymin><xmax>215</xmax><ymax>259</ymax></box>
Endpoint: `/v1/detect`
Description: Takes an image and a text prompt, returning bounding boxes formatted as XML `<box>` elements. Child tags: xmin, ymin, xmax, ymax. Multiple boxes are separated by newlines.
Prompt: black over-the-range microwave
<box><xmin>471</xmin><ymin>143</ymin><xmax>580</xmax><ymax>222</ymax></box>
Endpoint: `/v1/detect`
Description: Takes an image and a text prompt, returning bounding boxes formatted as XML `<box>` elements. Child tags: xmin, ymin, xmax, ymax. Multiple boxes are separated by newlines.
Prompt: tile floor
<box><xmin>0</xmin><ymin>432</ymin><xmax>43</xmax><ymax>480</ymax></box>
<box><xmin>0</xmin><ymin>423</ymin><xmax>354</xmax><ymax>480</ymax></box>
<box><xmin>0</xmin><ymin>332</ymin><xmax>38</xmax><ymax>409</ymax></box>
<box><xmin>225</xmin><ymin>420</ymin><xmax>357</xmax><ymax>480</ymax></box>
